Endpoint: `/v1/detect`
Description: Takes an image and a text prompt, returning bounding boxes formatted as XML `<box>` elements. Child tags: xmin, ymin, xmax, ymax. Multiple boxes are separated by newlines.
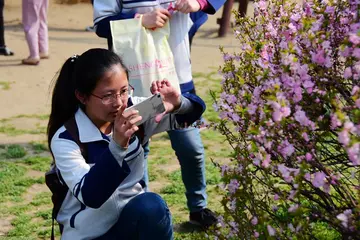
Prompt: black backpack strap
<box><xmin>64</xmin><ymin>116</ymin><xmax>88</xmax><ymax>159</ymax></box>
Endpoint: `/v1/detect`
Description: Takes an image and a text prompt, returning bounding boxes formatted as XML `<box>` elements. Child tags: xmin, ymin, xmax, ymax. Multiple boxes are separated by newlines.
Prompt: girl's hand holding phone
<box><xmin>113</xmin><ymin>105</ymin><xmax>142</xmax><ymax>148</ymax></box>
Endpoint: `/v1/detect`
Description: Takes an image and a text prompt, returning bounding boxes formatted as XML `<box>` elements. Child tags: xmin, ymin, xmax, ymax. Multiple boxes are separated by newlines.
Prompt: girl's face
<box><xmin>83</xmin><ymin>64</ymin><xmax>129</xmax><ymax>130</ymax></box>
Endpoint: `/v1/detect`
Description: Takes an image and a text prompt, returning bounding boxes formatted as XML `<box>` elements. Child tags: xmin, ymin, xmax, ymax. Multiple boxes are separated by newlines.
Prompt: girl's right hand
<box><xmin>113</xmin><ymin>105</ymin><xmax>142</xmax><ymax>148</ymax></box>
<box><xmin>142</xmin><ymin>9</ymin><xmax>171</xmax><ymax>29</ymax></box>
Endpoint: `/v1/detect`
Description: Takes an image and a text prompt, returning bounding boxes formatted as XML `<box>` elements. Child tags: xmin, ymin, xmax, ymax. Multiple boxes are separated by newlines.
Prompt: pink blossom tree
<box><xmin>212</xmin><ymin>0</ymin><xmax>360</xmax><ymax>238</ymax></box>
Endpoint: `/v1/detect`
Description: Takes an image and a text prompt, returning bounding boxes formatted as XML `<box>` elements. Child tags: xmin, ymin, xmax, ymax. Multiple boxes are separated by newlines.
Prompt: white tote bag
<box><xmin>110</xmin><ymin>17</ymin><xmax>181</xmax><ymax>97</ymax></box>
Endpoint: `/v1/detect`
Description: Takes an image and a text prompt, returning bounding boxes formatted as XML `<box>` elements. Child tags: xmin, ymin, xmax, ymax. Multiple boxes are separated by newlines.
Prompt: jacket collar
<box><xmin>74</xmin><ymin>108</ymin><xmax>109</xmax><ymax>143</ymax></box>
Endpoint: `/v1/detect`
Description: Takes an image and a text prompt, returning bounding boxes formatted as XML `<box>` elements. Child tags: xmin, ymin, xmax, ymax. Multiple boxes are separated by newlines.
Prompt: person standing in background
<box><xmin>93</xmin><ymin>0</ymin><xmax>225</xmax><ymax>229</ymax></box>
<box><xmin>22</xmin><ymin>0</ymin><xmax>49</xmax><ymax>65</ymax></box>
<box><xmin>0</xmin><ymin>0</ymin><xmax>14</xmax><ymax>56</ymax></box>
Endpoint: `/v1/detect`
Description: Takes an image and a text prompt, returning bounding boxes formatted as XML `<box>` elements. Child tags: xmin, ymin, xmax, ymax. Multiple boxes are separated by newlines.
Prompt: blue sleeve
<box><xmin>81</xmin><ymin>149</ymin><xmax>131</xmax><ymax>208</ymax></box>
<box><xmin>189</xmin><ymin>12</ymin><xmax>208</xmax><ymax>39</ymax></box>
<box><xmin>175</xmin><ymin>93</ymin><xmax>206</xmax><ymax>126</ymax></box>
<box><xmin>203</xmin><ymin>0</ymin><xmax>226</xmax><ymax>14</ymax></box>
<box><xmin>95</xmin><ymin>11</ymin><xmax>136</xmax><ymax>39</ymax></box>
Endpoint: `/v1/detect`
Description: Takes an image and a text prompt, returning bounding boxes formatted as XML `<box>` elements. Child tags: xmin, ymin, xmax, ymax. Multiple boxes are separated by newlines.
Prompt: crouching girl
<box><xmin>47</xmin><ymin>48</ymin><xmax>205</xmax><ymax>240</ymax></box>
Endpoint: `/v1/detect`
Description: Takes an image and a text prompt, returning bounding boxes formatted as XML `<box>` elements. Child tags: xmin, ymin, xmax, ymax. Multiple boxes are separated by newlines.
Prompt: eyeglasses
<box><xmin>91</xmin><ymin>85</ymin><xmax>134</xmax><ymax>105</ymax></box>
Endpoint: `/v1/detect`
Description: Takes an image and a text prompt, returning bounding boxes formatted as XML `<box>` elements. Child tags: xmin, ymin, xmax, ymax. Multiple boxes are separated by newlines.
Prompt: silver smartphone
<box><xmin>124</xmin><ymin>93</ymin><xmax>165</xmax><ymax>125</ymax></box>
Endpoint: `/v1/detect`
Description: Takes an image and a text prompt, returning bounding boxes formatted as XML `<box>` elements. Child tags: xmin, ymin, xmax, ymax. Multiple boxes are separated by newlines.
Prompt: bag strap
<box><xmin>50</xmin><ymin>116</ymin><xmax>88</xmax><ymax>240</ymax></box>
<box><xmin>64</xmin><ymin>116</ymin><xmax>88</xmax><ymax>160</ymax></box>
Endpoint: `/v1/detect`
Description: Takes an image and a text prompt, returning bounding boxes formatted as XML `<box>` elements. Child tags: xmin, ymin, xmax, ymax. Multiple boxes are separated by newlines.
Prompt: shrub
<box><xmin>211</xmin><ymin>0</ymin><xmax>360</xmax><ymax>239</ymax></box>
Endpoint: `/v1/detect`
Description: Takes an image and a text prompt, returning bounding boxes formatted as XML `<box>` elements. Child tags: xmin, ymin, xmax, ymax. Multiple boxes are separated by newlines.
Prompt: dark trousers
<box><xmin>95</xmin><ymin>192</ymin><xmax>173</xmax><ymax>240</ymax></box>
<box><xmin>0</xmin><ymin>0</ymin><xmax>5</xmax><ymax>47</ymax></box>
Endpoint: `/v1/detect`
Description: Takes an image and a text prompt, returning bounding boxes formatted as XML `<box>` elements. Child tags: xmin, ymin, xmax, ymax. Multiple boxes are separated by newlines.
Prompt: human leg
<box><xmin>38</xmin><ymin>0</ymin><xmax>49</xmax><ymax>58</ymax></box>
<box><xmin>0</xmin><ymin>0</ymin><xmax>4</xmax><ymax>47</ymax></box>
<box><xmin>0</xmin><ymin>0</ymin><xmax>14</xmax><ymax>56</ymax></box>
<box><xmin>95</xmin><ymin>192</ymin><xmax>172</xmax><ymax>240</ymax></box>
<box><xmin>167</xmin><ymin>127</ymin><xmax>206</xmax><ymax>212</ymax></box>
<box><xmin>167</xmin><ymin>127</ymin><xmax>218</xmax><ymax>228</ymax></box>
<box><xmin>22</xmin><ymin>0</ymin><xmax>40</xmax><ymax>63</ymax></box>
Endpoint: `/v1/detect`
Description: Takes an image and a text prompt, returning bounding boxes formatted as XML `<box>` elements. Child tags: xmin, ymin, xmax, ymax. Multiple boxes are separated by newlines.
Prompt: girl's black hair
<box><xmin>47</xmin><ymin>48</ymin><xmax>128</xmax><ymax>147</ymax></box>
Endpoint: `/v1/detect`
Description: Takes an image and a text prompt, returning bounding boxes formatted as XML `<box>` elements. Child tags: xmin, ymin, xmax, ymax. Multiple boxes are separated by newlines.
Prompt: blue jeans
<box><xmin>143</xmin><ymin>127</ymin><xmax>207</xmax><ymax>213</ymax></box>
<box><xmin>95</xmin><ymin>192</ymin><xmax>173</xmax><ymax>240</ymax></box>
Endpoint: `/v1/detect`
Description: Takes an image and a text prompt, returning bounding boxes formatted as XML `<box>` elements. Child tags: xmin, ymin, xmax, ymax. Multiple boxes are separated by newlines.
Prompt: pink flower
<box><xmin>247</xmin><ymin>103</ymin><xmax>257</xmax><ymax>115</ymax></box>
<box><xmin>223</xmin><ymin>53</ymin><xmax>232</xmax><ymax>61</ymax></box>
<box><xmin>251</xmin><ymin>217</ymin><xmax>258</xmax><ymax>225</ymax></box>
<box><xmin>281</xmin><ymin>106</ymin><xmax>291</xmax><ymax>117</ymax></box>
<box><xmin>272</xmin><ymin>110</ymin><xmax>282</xmax><ymax>122</ymax></box>
<box><xmin>258</xmin><ymin>0</ymin><xmax>266</xmax><ymax>10</ymax></box>
<box><xmin>274</xmin><ymin>194</ymin><xmax>280</xmax><ymax>200</ymax></box>
<box><xmin>311</xmin><ymin>49</ymin><xmax>327</xmax><ymax>65</ymax></box>
<box><xmin>266</xmin><ymin>23</ymin><xmax>277</xmax><ymax>37</ymax></box>
<box><xmin>338</xmin><ymin>130</ymin><xmax>350</xmax><ymax>146</ymax></box>
<box><xmin>322</xmin><ymin>41</ymin><xmax>331</xmax><ymax>50</ymax></box>
<box><xmin>305</xmin><ymin>152</ymin><xmax>312</xmax><ymax>161</ymax></box>
<box><xmin>311</xmin><ymin>18</ymin><xmax>323</xmax><ymax>32</ymax></box>
<box><xmin>350</xmin><ymin>23</ymin><xmax>360</xmax><ymax>32</ymax></box>
<box><xmin>312</xmin><ymin>171</ymin><xmax>326</xmax><ymax>188</ymax></box>
<box><xmin>279</xmin><ymin>41</ymin><xmax>288</xmax><ymax>49</ymax></box>
<box><xmin>340</xmin><ymin>47</ymin><xmax>351</xmax><ymax>57</ymax></box>
<box><xmin>288</xmin><ymin>23</ymin><xmax>297</xmax><ymax>33</ymax></box>
<box><xmin>254</xmin><ymin>231</ymin><xmax>260</xmax><ymax>238</ymax></box>
<box><xmin>353</xmin><ymin>48</ymin><xmax>360</xmax><ymax>59</ymax></box>
<box><xmin>352</xmin><ymin>86</ymin><xmax>359</xmax><ymax>95</ymax></box>
<box><xmin>262</xmin><ymin>154</ymin><xmax>271</xmax><ymax>168</ymax></box>
<box><xmin>331</xmin><ymin>114</ymin><xmax>341</xmax><ymax>129</ymax></box>
<box><xmin>349</xmin><ymin>33</ymin><xmax>360</xmax><ymax>45</ymax></box>
<box><xmin>278</xmin><ymin>140</ymin><xmax>295</xmax><ymax>158</ymax></box>
<box><xmin>293</xmin><ymin>86</ymin><xmax>303</xmax><ymax>102</ymax></box>
<box><xmin>356</xmin><ymin>99</ymin><xmax>360</xmax><ymax>108</ymax></box>
<box><xmin>230</xmin><ymin>112</ymin><xmax>241</xmax><ymax>122</ymax></box>
<box><xmin>344</xmin><ymin>67</ymin><xmax>352</xmax><ymax>79</ymax></box>
<box><xmin>347</xmin><ymin>143</ymin><xmax>360</xmax><ymax>166</ymax></box>
<box><xmin>288</xmin><ymin>204</ymin><xmax>299</xmax><ymax>213</ymax></box>
<box><xmin>302</xmin><ymin>132</ymin><xmax>310</xmax><ymax>142</ymax></box>
<box><xmin>336</xmin><ymin>213</ymin><xmax>349</xmax><ymax>228</ymax></box>
<box><xmin>228</xmin><ymin>179</ymin><xmax>240</xmax><ymax>194</ymax></box>
<box><xmin>271</xmin><ymin>103</ymin><xmax>291</xmax><ymax>122</ymax></box>
<box><xmin>303</xmin><ymin>80</ymin><xmax>315</xmax><ymax>93</ymax></box>
<box><xmin>290</xmin><ymin>13</ymin><xmax>301</xmax><ymax>22</ymax></box>
<box><xmin>294</xmin><ymin>110</ymin><xmax>310</xmax><ymax>127</ymax></box>
<box><xmin>267</xmin><ymin>225</ymin><xmax>276</xmax><ymax>236</ymax></box>
<box><xmin>325</xmin><ymin>6</ymin><xmax>334</xmax><ymax>14</ymax></box>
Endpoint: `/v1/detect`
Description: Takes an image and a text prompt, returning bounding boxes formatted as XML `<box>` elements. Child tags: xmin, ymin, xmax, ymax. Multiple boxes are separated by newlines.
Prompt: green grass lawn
<box><xmin>0</xmin><ymin>71</ymin><xmax>231</xmax><ymax>239</ymax></box>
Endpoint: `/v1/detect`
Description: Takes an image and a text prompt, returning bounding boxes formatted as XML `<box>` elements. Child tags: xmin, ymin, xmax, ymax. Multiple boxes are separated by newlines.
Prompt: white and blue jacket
<box><xmin>93</xmin><ymin>0</ymin><xmax>222</xmax><ymax>94</ymax></box>
<box><xmin>51</xmin><ymin>94</ymin><xmax>205</xmax><ymax>240</ymax></box>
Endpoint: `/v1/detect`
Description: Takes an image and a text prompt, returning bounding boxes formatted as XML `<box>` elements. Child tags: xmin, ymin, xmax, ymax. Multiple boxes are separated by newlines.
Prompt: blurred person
<box><xmin>0</xmin><ymin>0</ymin><xmax>14</xmax><ymax>56</ymax></box>
<box><xmin>22</xmin><ymin>0</ymin><xmax>49</xmax><ymax>65</ymax></box>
